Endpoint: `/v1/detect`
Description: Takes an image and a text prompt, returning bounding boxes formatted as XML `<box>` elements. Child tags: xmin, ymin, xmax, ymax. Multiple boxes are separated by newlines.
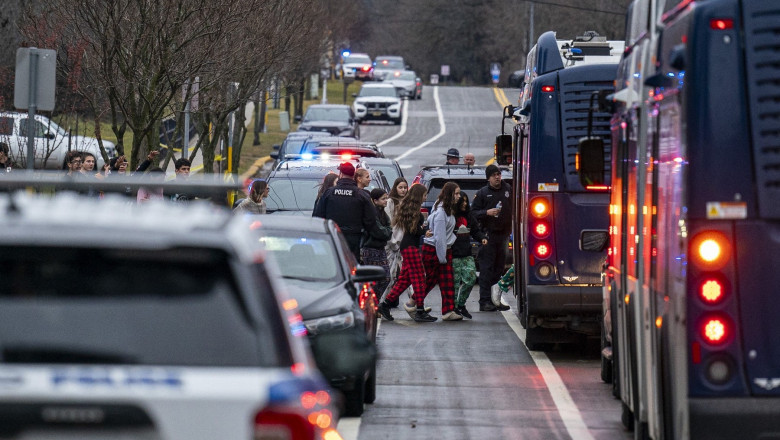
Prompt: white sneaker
<box><xmin>404</xmin><ymin>299</ymin><xmax>431</xmax><ymax>318</ymax></box>
<box><xmin>491</xmin><ymin>284</ymin><xmax>503</xmax><ymax>306</ymax></box>
<box><xmin>442</xmin><ymin>310</ymin><xmax>463</xmax><ymax>321</ymax></box>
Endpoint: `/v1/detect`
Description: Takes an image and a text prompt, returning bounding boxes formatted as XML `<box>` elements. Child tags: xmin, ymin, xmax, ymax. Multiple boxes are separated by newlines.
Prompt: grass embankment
<box><xmin>53</xmin><ymin>79</ymin><xmax>362</xmax><ymax>176</ymax></box>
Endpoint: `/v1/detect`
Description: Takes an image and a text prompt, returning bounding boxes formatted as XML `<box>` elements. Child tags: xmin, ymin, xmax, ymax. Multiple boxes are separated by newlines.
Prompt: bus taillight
<box><xmin>535</xmin><ymin>242</ymin><xmax>552</xmax><ymax>259</ymax></box>
<box><xmin>532</xmin><ymin>221</ymin><xmax>550</xmax><ymax>238</ymax></box>
<box><xmin>702</xmin><ymin>316</ymin><xmax>729</xmax><ymax>345</ymax></box>
<box><xmin>530</xmin><ymin>198</ymin><xmax>550</xmax><ymax>218</ymax></box>
<box><xmin>690</xmin><ymin>231</ymin><xmax>731</xmax><ymax>270</ymax></box>
<box><xmin>699</xmin><ymin>277</ymin><xmax>726</xmax><ymax>304</ymax></box>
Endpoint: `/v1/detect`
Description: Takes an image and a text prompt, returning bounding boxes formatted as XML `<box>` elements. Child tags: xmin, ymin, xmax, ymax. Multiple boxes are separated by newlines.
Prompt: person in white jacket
<box><xmin>383</xmin><ymin>177</ymin><xmax>408</xmax><ymax>307</ymax></box>
<box><xmin>420</xmin><ymin>181</ymin><xmax>463</xmax><ymax>321</ymax></box>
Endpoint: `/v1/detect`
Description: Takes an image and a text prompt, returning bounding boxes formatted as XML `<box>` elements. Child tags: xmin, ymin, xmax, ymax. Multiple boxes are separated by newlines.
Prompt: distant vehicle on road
<box><xmin>248</xmin><ymin>215</ymin><xmax>384</xmax><ymax>416</ymax></box>
<box><xmin>338</xmin><ymin>52</ymin><xmax>374</xmax><ymax>81</ymax></box>
<box><xmin>373</xmin><ymin>55</ymin><xmax>407</xmax><ymax>81</ymax></box>
<box><xmin>0</xmin><ymin>111</ymin><xmax>116</xmax><ymax>170</ymax></box>
<box><xmin>352</xmin><ymin>83</ymin><xmax>402</xmax><ymax>125</ymax></box>
<box><xmin>298</xmin><ymin>104</ymin><xmax>360</xmax><ymax>139</ymax></box>
<box><xmin>384</xmin><ymin>70</ymin><xmax>422</xmax><ymax>100</ymax></box>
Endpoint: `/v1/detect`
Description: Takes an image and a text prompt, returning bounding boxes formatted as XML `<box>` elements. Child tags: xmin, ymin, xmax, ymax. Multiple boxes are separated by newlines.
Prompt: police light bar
<box><xmin>342</xmin><ymin>50</ymin><xmax>351</xmax><ymax>57</ymax></box>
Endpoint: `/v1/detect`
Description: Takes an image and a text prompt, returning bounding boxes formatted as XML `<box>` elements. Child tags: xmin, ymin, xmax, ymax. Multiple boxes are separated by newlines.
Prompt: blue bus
<box><xmin>508</xmin><ymin>31</ymin><xmax>623</xmax><ymax>350</ymax></box>
<box><xmin>579</xmin><ymin>0</ymin><xmax>780</xmax><ymax>437</ymax></box>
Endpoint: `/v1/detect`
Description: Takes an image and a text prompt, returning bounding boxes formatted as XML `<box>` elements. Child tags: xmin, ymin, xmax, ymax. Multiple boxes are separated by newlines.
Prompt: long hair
<box><xmin>393</xmin><ymin>184</ymin><xmax>427</xmax><ymax>234</ymax></box>
<box><xmin>454</xmin><ymin>192</ymin><xmax>470</xmax><ymax>218</ymax></box>
<box><xmin>317</xmin><ymin>173</ymin><xmax>338</xmax><ymax>199</ymax></box>
<box><xmin>388</xmin><ymin>177</ymin><xmax>408</xmax><ymax>205</ymax></box>
<box><xmin>433</xmin><ymin>182</ymin><xmax>459</xmax><ymax>216</ymax></box>
<box><xmin>249</xmin><ymin>180</ymin><xmax>267</xmax><ymax>203</ymax></box>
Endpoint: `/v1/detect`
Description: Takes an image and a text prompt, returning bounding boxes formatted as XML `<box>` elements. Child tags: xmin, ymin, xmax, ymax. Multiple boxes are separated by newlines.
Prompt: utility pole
<box><xmin>529</xmin><ymin>2</ymin><xmax>535</xmax><ymax>51</ymax></box>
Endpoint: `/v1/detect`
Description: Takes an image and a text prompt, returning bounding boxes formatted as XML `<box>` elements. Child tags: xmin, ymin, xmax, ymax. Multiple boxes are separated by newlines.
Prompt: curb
<box><xmin>240</xmin><ymin>155</ymin><xmax>272</xmax><ymax>181</ymax></box>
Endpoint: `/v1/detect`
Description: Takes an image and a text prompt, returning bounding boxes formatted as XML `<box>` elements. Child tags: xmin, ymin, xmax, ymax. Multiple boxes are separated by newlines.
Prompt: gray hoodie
<box><xmin>423</xmin><ymin>204</ymin><xmax>456</xmax><ymax>264</ymax></box>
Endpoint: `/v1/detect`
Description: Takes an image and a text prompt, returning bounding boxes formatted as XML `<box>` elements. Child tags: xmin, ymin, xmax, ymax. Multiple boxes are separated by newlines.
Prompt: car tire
<box><xmin>343</xmin><ymin>376</ymin><xmax>366</xmax><ymax>417</ymax></box>
<box><xmin>393</xmin><ymin>117</ymin><xmax>401</xmax><ymax>126</ymax></box>
<box><xmin>364</xmin><ymin>363</ymin><xmax>377</xmax><ymax>404</ymax></box>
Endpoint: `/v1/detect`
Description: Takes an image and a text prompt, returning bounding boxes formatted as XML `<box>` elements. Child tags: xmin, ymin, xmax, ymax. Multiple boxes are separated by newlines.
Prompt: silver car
<box><xmin>384</xmin><ymin>70</ymin><xmax>422</xmax><ymax>100</ymax></box>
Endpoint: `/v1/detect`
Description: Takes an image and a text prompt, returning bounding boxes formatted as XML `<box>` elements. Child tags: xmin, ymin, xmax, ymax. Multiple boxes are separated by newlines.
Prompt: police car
<box><xmin>0</xmin><ymin>175</ymin><xmax>357</xmax><ymax>439</ymax></box>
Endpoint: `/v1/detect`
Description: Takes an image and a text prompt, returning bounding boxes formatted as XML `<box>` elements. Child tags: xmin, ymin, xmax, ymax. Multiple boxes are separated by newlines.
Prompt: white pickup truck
<box><xmin>0</xmin><ymin>112</ymin><xmax>116</xmax><ymax>169</ymax></box>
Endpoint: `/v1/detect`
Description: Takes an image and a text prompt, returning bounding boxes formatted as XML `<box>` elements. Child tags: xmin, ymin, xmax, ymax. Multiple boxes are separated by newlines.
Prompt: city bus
<box><xmin>579</xmin><ymin>0</ymin><xmax>780</xmax><ymax>437</ymax></box>
<box><xmin>509</xmin><ymin>31</ymin><xmax>623</xmax><ymax>350</ymax></box>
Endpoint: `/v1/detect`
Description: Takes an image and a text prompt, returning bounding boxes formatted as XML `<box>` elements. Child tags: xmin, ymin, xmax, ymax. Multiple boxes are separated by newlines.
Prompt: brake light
<box><xmin>700</xmin><ymin>278</ymin><xmax>725</xmax><ymax>304</ymax></box>
<box><xmin>530</xmin><ymin>198</ymin><xmax>550</xmax><ymax>218</ymax></box>
<box><xmin>690</xmin><ymin>231</ymin><xmax>731</xmax><ymax>270</ymax></box>
<box><xmin>710</xmin><ymin>18</ymin><xmax>733</xmax><ymax>30</ymax></box>
<box><xmin>701</xmin><ymin>316</ymin><xmax>728</xmax><ymax>344</ymax></box>
<box><xmin>255</xmin><ymin>408</ymin><xmax>316</xmax><ymax>440</ymax></box>
<box><xmin>541</xmin><ymin>85</ymin><xmax>555</xmax><ymax>93</ymax></box>
<box><xmin>361</xmin><ymin>65</ymin><xmax>371</xmax><ymax>71</ymax></box>
<box><xmin>532</xmin><ymin>221</ymin><xmax>550</xmax><ymax>238</ymax></box>
<box><xmin>534</xmin><ymin>242</ymin><xmax>552</xmax><ymax>259</ymax></box>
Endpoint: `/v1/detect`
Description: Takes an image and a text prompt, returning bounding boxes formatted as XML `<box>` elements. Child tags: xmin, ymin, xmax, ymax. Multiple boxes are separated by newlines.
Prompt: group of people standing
<box><xmin>312</xmin><ymin>155</ymin><xmax>513</xmax><ymax>324</ymax></box>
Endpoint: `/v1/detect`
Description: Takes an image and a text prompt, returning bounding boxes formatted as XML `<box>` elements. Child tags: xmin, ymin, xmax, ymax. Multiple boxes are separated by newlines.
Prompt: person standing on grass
<box><xmin>376</xmin><ymin>184</ymin><xmax>435</xmax><ymax>322</ymax></box>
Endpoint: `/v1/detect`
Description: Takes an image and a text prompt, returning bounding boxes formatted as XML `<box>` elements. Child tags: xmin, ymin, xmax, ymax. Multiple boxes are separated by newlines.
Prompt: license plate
<box><xmin>372</xmin><ymin>112</ymin><xmax>382</xmax><ymax>117</ymax></box>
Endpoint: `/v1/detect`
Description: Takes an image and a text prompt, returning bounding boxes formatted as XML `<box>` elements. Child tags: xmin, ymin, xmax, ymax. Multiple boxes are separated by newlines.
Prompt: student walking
<box><xmin>361</xmin><ymin>188</ymin><xmax>393</xmax><ymax>299</ymax></box>
<box><xmin>420</xmin><ymin>181</ymin><xmax>462</xmax><ymax>321</ymax></box>
<box><xmin>376</xmin><ymin>184</ymin><xmax>436</xmax><ymax>322</ymax></box>
<box><xmin>384</xmin><ymin>177</ymin><xmax>408</xmax><ymax>307</ymax></box>
<box><xmin>451</xmin><ymin>192</ymin><xmax>485</xmax><ymax>319</ymax></box>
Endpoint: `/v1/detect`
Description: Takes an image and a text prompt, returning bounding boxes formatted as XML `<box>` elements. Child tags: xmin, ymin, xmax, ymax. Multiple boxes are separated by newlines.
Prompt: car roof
<box><xmin>285</xmin><ymin>131</ymin><xmax>335</xmax><ymax>140</ymax></box>
<box><xmin>415</xmin><ymin>164</ymin><xmax>511</xmax><ymax>178</ymax></box>
<box><xmin>250</xmin><ymin>215</ymin><xmax>332</xmax><ymax>234</ymax></box>
<box><xmin>375</xmin><ymin>55</ymin><xmax>403</xmax><ymax>60</ymax></box>
<box><xmin>360</xmin><ymin>83</ymin><xmax>395</xmax><ymax>88</ymax></box>
<box><xmin>306</xmin><ymin>104</ymin><xmax>350</xmax><ymax>110</ymax></box>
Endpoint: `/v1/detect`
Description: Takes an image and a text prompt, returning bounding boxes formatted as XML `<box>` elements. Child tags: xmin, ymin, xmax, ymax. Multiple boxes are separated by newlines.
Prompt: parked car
<box><xmin>0</xmin><ymin>112</ymin><xmax>115</xmax><ymax>170</ymax></box>
<box><xmin>412</xmin><ymin>164</ymin><xmax>513</xmax><ymax>267</ymax></box>
<box><xmin>246</xmin><ymin>216</ymin><xmax>384</xmax><ymax>416</ymax></box>
<box><xmin>307</xmin><ymin>140</ymin><xmax>385</xmax><ymax>158</ymax></box>
<box><xmin>270</xmin><ymin>131</ymin><xmax>346</xmax><ymax>167</ymax></box>
<box><xmin>338</xmin><ymin>52</ymin><xmax>374</xmax><ymax>81</ymax></box>
<box><xmin>372</xmin><ymin>55</ymin><xmax>407</xmax><ymax>81</ymax></box>
<box><xmin>352</xmin><ymin>83</ymin><xmax>402</xmax><ymax>125</ymax></box>
<box><xmin>360</xmin><ymin>157</ymin><xmax>404</xmax><ymax>185</ymax></box>
<box><xmin>384</xmin><ymin>70</ymin><xmax>422</xmax><ymax>100</ymax></box>
<box><xmin>266</xmin><ymin>160</ymin><xmax>390</xmax><ymax>215</ymax></box>
<box><xmin>298</xmin><ymin>104</ymin><xmax>360</xmax><ymax>139</ymax></box>
<box><xmin>0</xmin><ymin>181</ymin><xmax>354</xmax><ymax>439</ymax></box>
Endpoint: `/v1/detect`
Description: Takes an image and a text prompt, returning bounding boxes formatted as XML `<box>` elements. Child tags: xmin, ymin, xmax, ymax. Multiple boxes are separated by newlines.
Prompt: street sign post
<box><xmin>14</xmin><ymin>47</ymin><xmax>57</xmax><ymax>169</ymax></box>
<box><xmin>441</xmin><ymin>65</ymin><xmax>450</xmax><ymax>84</ymax></box>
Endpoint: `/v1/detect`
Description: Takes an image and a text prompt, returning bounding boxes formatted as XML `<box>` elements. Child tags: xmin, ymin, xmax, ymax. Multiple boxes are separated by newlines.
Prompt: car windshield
<box><xmin>359</xmin><ymin>87</ymin><xmax>397</xmax><ymax>98</ymax></box>
<box><xmin>257</xmin><ymin>231</ymin><xmax>343</xmax><ymax>288</ymax></box>
<box><xmin>376</xmin><ymin>58</ymin><xmax>404</xmax><ymax>69</ymax></box>
<box><xmin>266</xmin><ymin>177</ymin><xmax>321</xmax><ymax>211</ymax></box>
<box><xmin>366</xmin><ymin>163</ymin><xmax>400</xmax><ymax>184</ymax></box>
<box><xmin>303</xmin><ymin>108</ymin><xmax>350</xmax><ymax>123</ymax></box>
<box><xmin>395</xmin><ymin>72</ymin><xmax>415</xmax><ymax>81</ymax></box>
<box><xmin>0</xmin><ymin>246</ymin><xmax>283</xmax><ymax>367</ymax></box>
<box><xmin>345</xmin><ymin>55</ymin><xmax>371</xmax><ymax>65</ymax></box>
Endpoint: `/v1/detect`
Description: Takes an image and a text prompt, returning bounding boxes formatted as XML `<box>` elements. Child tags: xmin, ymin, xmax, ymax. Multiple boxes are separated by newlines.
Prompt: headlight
<box><xmin>304</xmin><ymin>311</ymin><xmax>355</xmax><ymax>335</ymax></box>
<box><xmin>354</xmin><ymin>104</ymin><xmax>366</xmax><ymax>111</ymax></box>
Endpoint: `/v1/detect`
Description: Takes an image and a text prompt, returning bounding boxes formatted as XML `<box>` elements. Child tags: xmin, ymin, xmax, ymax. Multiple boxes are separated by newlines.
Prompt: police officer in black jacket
<box><xmin>313</xmin><ymin>162</ymin><xmax>378</xmax><ymax>261</ymax></box>
<box><xmin>472</xmin><ymin>164</ymin><xmax>512</xmax><ymax>311</ymax></box>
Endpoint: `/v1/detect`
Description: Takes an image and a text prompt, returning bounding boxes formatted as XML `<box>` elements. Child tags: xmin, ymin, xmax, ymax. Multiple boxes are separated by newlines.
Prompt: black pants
<box><xmin>344</xmin><ymin>234</ymin><xmax>363</xmax><ymax>263</ymax></box>
<box><xmin>478</xmin><ymin>233</ymin><xmax>508</xmax><ymax>306</ymax></box>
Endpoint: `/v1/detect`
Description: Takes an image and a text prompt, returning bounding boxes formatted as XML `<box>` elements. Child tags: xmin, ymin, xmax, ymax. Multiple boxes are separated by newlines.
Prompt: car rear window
<box><xmin>377</xmin><ymin>59</ymin><xmax>404</xmax><ymax>69</ymax></box>
<box><xmin>303</xmin><ymin>108</ymin><xmax>350</xmax><ymax>123</ymax></box>
<box><xmin>267</xmin><ymin>177</ymin><xmax>321</xmax><ymax>211</ymax></box>
<box><xmin>257</xmin><ymin>231</ymin><xmax>343</xmax><ymax>289</ymax></box>
<box><xmin>0</xmin><ymin>246</ymin><xmax>284</xmax><ymax>367</ymax></box>
<box><xmin>359</xmin><ymin>87</ymin><xmax>397</xmax><ymax>98</ymax></box>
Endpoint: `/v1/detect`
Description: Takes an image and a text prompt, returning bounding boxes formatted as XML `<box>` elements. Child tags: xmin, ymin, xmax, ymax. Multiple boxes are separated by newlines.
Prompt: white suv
<box><xmin>352</xmin><ymin>83</ymin><xmax>402</xmax><ymax>125</ymax></box>
<box><xmin>0</xmin><ymin>112</ymin><xmax>115</xmax><ymax>169</ymax></box>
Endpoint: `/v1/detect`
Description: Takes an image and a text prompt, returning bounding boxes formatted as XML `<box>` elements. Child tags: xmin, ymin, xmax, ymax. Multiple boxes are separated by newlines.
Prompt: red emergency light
<box><xmin>710</xmin><ymin>18</ymin><xmax>734</xmax><ymax>30</ymax></box>
<box><xmin>541</xmin><ymin>85</ymin><xmax>555</xmax><ymax>93</ymax></box>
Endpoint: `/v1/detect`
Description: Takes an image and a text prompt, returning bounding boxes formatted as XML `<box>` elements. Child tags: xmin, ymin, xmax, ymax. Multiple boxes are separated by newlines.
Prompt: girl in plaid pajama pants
<box><xmin>420</xmin><ymin>182</ymin><xmax>462</xmax><ymax>321</ymax></box>
<box><xmin>450</xmin><ymin>193</ymin><xmax>486</xmax><ymax>319</ymax></box>
<box><xmin>377</xmin><ymin>184</ymin><xmax>437</xmax><ymax>322</ymax></box>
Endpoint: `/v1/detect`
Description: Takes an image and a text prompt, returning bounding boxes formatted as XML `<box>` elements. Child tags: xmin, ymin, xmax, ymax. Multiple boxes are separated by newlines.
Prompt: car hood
<box><xmin>344</xmin><ymin>62</ymin><xmax>371</xmax><ymax>69</ymax></box>
<box><xmin>300</xmin><ymin>121</ymin><xmax>350</xmax><ymax>129</ymax></box>
<box><xmin>354</xmin><ymin>96</ymin><xmax>401</xmax><ymax>105</ymax></box>
<box><xmin>285</xmin><ymin>280</ymin><xmax>354</xmax><ymax>320</ymax></box>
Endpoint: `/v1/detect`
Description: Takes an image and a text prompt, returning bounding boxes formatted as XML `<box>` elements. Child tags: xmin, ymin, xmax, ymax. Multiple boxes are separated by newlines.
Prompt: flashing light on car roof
<box><xmin>541</xmin><ymin>85</ymin><xmax>555</xmax><ymax>93</ymax></box>
<box><xmin>301</xmin><ymin>153</ymin><xmax>314</xmax><ymax>160</ymax></box>
<box><xmin>394</xmin><ymin>71</ymin><xmax>401</xmax><ymax>77</ymax></box>
<box><xmin>382</xmin><ymin>60</ymin><xmax>389</xmax><ymax>65</ymax></box>
<box><xmin>361</xmin><ymin>65</ymin><xmax>371</xmax><ymax>71</ymax></box>
<box><xmin>342</xmin><ymin>50</ymin><xmax>351</xmax><ymax>57</ymax></box>
<box><xmin>341</xmin><ymin>153</ymin><xmax>353</xmax><ymax>161</ymax></box>
<box><xmin>710</xmin><ymin>18</ymin><xmax>734</xmax><ymax>30</ymax></box>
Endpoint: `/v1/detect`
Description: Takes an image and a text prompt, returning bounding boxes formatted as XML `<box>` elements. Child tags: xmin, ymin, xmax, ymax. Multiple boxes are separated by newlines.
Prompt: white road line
<box><xmin>394</xmin><ymin>86</ymin><xmax>446</xmax><ymax>161</ymax></box>
<box><xmin>502</xmin><ymin>306</ymin><xmax>595</xmax><ymax>440</ymax></box>
<box><xmin>376</xmin><ymin>99</ymin><xmax>409</xmax><ymax>147</ymax></box>
<box><xmin>337</xmin><ymin>417</ymin><xmax>361</xmax><ymax>440</ymax></box>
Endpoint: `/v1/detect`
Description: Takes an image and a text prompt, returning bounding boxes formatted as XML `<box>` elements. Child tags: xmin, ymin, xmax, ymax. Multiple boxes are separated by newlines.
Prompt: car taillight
<box><xmin>361</xmin><ymin>65</ymin><xmax>371</xmax><ymax>71</ymax></box>
<box><xmin>701</xmin><ymin>316</ymin><xmax>729</xmax><ymax>345</ymax></box>
<box><xmin>254</xmin><ymin>407</ymin><xmax>316</xmax><ymax>440</ymax></box>
<box><xmin>690</xmin><ymin>230</ymin><xmax>731</xmax><ymax>270</ymax></box>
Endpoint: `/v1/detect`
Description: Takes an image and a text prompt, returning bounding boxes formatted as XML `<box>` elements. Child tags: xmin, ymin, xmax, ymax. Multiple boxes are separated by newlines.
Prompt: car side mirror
<box><xmin>495</xmin><ymin>134</ymin><xmax>512</xmax><ymax>166</ymax></box>
<box><xmin>351</xmin><ymin>265</ymin><xmax>386</xmax><ymax>283</ymax></box>
<box><xmin>577</xmin><ymin>137</ymin><xmax>605</xmax><ymax>186</ymax></box>
<box><xmin>46</xmin><ymin>132</ymin><xmax>56</xmax><ymax>140</ymax></box>
<box><xmin>351</xmin><ymin>93</ymin><xmax>358</xmax><ymax>98</ymax></box>
<box><xmin>272</xmin><ymin>144</ymin><xmax>280</xmax><ymax>150</ymax></box>
<box><xmin>270</xmin><ymin>152</ymin><xmax>279</xmax><ymax>159</ymax></box>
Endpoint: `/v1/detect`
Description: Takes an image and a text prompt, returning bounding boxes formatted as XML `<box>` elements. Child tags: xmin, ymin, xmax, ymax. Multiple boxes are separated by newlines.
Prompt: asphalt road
<box><xmin>336</xmin><ymin>85</ymin><xmax>631</xmax><ymax>440</ymax></box>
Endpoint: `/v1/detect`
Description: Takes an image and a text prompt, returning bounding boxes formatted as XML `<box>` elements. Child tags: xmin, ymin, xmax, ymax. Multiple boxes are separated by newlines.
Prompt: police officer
<box><xmin>472</xmin><ymin>164</ymin><xmax>512</xmax><ymax>311</ymax></box>
<box><xmin>313</xmin><ymin>162</ymin><xmax>378</xmax><ymax>260</ymax></box>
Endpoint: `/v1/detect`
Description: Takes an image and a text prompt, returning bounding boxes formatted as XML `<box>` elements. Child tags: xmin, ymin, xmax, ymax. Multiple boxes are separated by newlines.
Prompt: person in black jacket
<box><xmin>361</xmin><ymin>188</ymin><xmax>392</xmax><ymax>298</ymax></box>
<box><xmin>313</xmin><ymin>162</ymin><xmax>378</xmax><ymax>261</ymax></box>
<box><xmin>451</xmin><ymin>192</ymin><xmax>486</xmax><ymax>319</ymax></box>
<box><xmin>472</xmin><ymin>164</ymin><xmax>512</xmax><ymax>311</ymax></box>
